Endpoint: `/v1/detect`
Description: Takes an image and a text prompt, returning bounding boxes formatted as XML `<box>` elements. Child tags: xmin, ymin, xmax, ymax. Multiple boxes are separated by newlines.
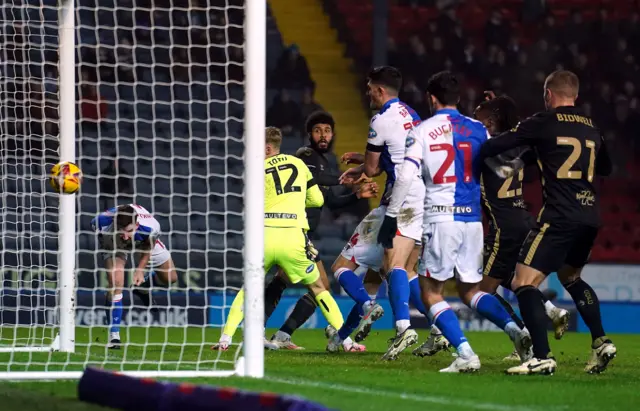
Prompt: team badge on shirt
<box><xmin>405</xmin><ymin>136</ymin><xmax>415</xmax><ymax>148</ymax></box>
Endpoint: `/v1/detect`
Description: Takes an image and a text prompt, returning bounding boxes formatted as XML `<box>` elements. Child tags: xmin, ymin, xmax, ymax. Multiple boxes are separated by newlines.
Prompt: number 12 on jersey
<box><xmin>266</xmin><ymin>164</ymin><xmax>301</xmax><ymax>195</ymax></box>
<box><xmin>430</xmin><ymin>142</ymin><xmax>473</xmax><ymax>184</ymax></box>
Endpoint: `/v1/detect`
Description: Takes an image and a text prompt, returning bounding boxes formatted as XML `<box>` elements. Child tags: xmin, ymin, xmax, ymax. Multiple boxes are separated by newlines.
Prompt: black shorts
<box><xmin>518</xmin><ymin>221</ymin><xmax>598</xmax><ymax>274</ymax></box>
<box><xmin>483</xmin><ymin>225</ymin><xmax>531</xmax><ymax>284</ymax></box>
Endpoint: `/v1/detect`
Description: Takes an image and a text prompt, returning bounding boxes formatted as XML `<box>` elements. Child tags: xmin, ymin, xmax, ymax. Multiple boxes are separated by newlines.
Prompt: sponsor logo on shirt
<box><xmin>368</xmin><ymin>127</ymin><xmax>377</xmax><ymax>139</ymax></box>
<box><xmin>306</xmin><ymin>264</ymin><xmax>315</xmax><ymax>273</ymax></box>
<box><xmin>430</xmin><ymin>205</ymin><xmax>474</xmax><ymax>214</ymax></box>
<box><xmin>265</xmin><ymin>213</ymin><xmax>297</xmax><ymax>219</ymax></box>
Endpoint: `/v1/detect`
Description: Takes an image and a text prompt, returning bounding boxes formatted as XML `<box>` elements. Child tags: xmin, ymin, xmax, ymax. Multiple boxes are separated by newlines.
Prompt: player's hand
<box><xmin>133</xmin><ymin>268</ymin><xmax>145</xmax><ymax>286</ymax></box>
<box><xmin>377</xmin><ymin>216</ymin><xmax>397</xmax><ymax>249</ymax></box>
<box><xmin>356</xmin><ymin>182</ymin><xmax>378</xmax><ymax>199</ymax></box>
<box><xmin>339</xmin><ymin>167</ymin><xmax>364</xmax><ymax>185</ymax></box>
<box><xmin>483</xmin><ymin>90</ymin><xmax>497</xmax><ymax>101</ymax></box>
<box><xmin>341</xmin><ymin>152</ymin><xmax>365</xmax><ymax>165</ymax></box>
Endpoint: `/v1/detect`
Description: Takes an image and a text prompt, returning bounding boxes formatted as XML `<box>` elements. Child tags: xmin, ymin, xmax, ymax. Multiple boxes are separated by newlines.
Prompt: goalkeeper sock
<box><xmin>222</xmin><ymin>289</ymin><xmax>245</xmax><ymax>338</ymax></box>
<box><xmin>409</xmin><ymin>276</ymin><xmax>428</xmax><ymax>318</ymax></box>
<box><xmin>279</xmin><ymin>293</ymin><xmax>317</xmax><ymax>336</ymax></box>
<box><xmin>264</xmin><ymin>276</ymin><xmax>287</xmax><ymax>321</ymax></box>
<box><xmin>338</xmin><ymin>303</ymin><xmax>361</xmax><ymax>341</ymax></box>
<box><xmin>336</xmin><ymin>268</ymin><xmax>370</xmax><ymax>310</ymax></box>
<box><xmin>315</xmin><ymin>290</ymin><xmax>344</xmax><ymax>331</ymax></box>
<box><xmin>108</xmin><ymin>293</ymin><xmax>123</xmax><ymax>336</ymax></box>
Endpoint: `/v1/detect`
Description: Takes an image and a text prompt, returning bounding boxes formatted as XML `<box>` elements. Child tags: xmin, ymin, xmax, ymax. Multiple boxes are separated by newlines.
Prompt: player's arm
<box><xmin>378</xmin><ymin>131</ymin><xmax>422</xmax><ymax>248</ymax></box>
<box><xmin>133</xmin><ymin>234</ymin><xmax>154</xmax><ymax>285</ymax></box>
<box><xmin>595</xmin><ymin>134</ymin><xmax>613</xmax><ymax>177</ymax></box>
<box><xmin>295</xmin><ymin>147</ymin><xmax>342</xmax><ymax>186</ymax></box>
<box><xmin>364</xmin><ymin>121</ymin><xmax>386</xmax><ymax>177</ymax></box>
<box><xmin>304</xmin><ymin>164</ymin><xmax>324</xmax><ymax>208</ymax></box>
<box><xmin>386</xmin><ymin>130</ymin><xmax>421</xmax><ymax>218</ymax></box>
<box><xmin>479</xmin><ymin>114</ymin><xmax>546</xmax><ymax>159</ymax></box>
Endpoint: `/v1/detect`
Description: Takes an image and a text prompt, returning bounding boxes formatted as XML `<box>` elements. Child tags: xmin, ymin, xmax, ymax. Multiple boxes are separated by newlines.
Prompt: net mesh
<box><xmin>0</xmin><ymin>0</ymin><xmax>247</xmax><ymax>374</ymax></box>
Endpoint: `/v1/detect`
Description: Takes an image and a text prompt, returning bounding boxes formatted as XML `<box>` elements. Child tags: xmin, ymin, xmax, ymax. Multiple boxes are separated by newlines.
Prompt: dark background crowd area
<box><xmin>1</xmin><ymin>0</ymin><xmax>640</xmax><ymax>272</ymax></box>
<box><xmin>325</xmin><ymin>0</ymin><xmax>640</xmax><ymax>178</ymax></box>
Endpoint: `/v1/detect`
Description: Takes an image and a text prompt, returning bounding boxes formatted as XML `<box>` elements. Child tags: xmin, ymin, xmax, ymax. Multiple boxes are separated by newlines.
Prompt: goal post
<box><xmin>0</xmin><ymin>0</ymin><xmax>265</xmax><ymax>380</ymax></box>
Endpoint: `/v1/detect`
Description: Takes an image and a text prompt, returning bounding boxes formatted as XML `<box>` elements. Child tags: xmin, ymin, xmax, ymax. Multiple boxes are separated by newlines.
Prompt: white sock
<box><xmin>362</xmin><ymin>300</ymin><xmax>374</xmax><ymax>313</ymax></box>
<box><xmin>368</xmin><ymin>294</ymin><xmax>377</xmax><ymax>301</ymax></box>
<box><xmin>342</xmin><ymin>337</ymin><xmax>353</xmax><ymax>348</ymax></box>
<box><xmin>220</xmin><ymin>333</ymin><xmax>232</xmax><ymax>344</ymax></box>
<box><xmin>544</xmin><ymin>300</ymin><xmax>557</xmax><ymax>317</ymax></box>
<box><xmin>523</xmin><ymin>326</ymin><xmax>529</xmax><ymax>334</ymax></box>
<box><xmin>504</xmin><ymin>321</ymin><xmax>521</xmax><ymax>341</ymax></box>
<box><xmin>396</xmin><ymin>319</ymin><xmax>411</xmax><ymax>334</ymax></box>
<box><xmin>274</xmin><ymin>330</ymin><xmax>291</xmax><ymax>341</ymax></box>
<box><xmin>457</xmin><ymin>341</ymin><xmax>475</xmax><ymax>359</ymax></box>
<box><xmin>431</xmin><ymin>325</ymin><xmax>442</xmax><ymax>335</ymax></box>
<box><xmin>109</xmin><ymin>331</ymin><xmax>120</xmax><ymax>341</ymax></box>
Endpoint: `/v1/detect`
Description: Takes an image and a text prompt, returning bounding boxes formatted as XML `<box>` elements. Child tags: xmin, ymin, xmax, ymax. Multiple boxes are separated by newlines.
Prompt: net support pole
<box><xmin>242</xmin><ymin>0</ymin><xmax>266</xmax><ymax>378</ymax></box>
<box><xmin>57</xmin><ymin>0</ymin><xmax>77</xmax><ymax>353</ymax></box>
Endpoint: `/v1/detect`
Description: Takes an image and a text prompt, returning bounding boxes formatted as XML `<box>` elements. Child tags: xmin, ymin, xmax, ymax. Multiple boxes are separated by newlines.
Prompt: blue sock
<box><xmin>338</xmin><ymin>304</ymin><xmax>361</xmax><ymax>340</ymax></box>
<box><xmin>108</xmin><ymin>293</ymin><xmax>123</xmax><ymax>333</ymax></box>
<box><xmin>409</xmin><ymin>276</ymin><xmax>428</xmax><ymax>318</ymax></box>
<box><xmin>337</xmin><ymin>269</ymin><xmax>371</xmax><ymax>307</ymax></box>
<box><xmin>471</xmin><ymin>292</ymin><xmax>514</xmax><ymax>330</ymax></box>
<box><xmin>388</xmin><ymin>268</ymin><xmax>410</xmax><ymax>321</ymax></box>
<box><xmin>430</xmin><ymin>301</ymin><xmax>467</xmax><ymax>348</ymax></box>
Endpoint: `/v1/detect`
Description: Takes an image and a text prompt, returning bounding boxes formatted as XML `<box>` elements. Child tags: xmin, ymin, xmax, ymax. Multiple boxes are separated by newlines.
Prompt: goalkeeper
<box><xmin>266</xmin><ymin>111</ymin><xmax>376</xmax><ymax>351</ymax></box>
<box><xmin>91</xmin><ymin>204</ymin><xmax>178</xmax><ymax>349</ymax></box>
<box><xmin>212</xmin><ymin>126</ymin><xmax>348</xmax><ymax>350</ymax></box>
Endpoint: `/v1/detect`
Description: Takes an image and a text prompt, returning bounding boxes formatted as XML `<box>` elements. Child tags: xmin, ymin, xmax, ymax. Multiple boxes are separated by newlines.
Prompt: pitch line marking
<box><xmin>267</xmin><ymin>376</ymin><xmax>568</xmax><ymax>411</ymax></box>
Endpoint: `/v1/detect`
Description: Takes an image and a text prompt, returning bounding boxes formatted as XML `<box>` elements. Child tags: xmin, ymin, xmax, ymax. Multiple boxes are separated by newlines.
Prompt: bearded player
<box><xmin>263</xmin><ymin>111</ymin><xmax>375</xmax><ymax>352</ymax></box>
<box><xmin>333</xmin><ymin>66</ymin><xmax>425</xmax><ymax>360</ymax></box>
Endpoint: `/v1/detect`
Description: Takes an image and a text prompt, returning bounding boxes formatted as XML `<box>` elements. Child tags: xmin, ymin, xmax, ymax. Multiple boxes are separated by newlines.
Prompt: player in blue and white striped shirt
<box><xmin>91</xmin><ymin>204</ymin><xmax>177</xmax><ymax>349</ymax></box>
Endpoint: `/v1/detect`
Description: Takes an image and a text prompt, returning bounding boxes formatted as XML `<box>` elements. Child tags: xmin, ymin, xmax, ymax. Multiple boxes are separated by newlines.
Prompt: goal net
<box><xmin>0</xmin><ymin>0</ymin><xmax>265</xmax><ymax>379</ymax></box>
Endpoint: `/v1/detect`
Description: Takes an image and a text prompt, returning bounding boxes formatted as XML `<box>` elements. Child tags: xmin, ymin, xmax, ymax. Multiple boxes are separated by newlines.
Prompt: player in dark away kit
<box><xmin>265</xmin><ymin>111</ymin><xmax>377</xmax><ymax>351</ymax></box>
<box><xmin>474</xmin><ymin>95</ymin><xmax>570</xmax><ymax>362</ymax></box>
<box><xmin>479</xmin><ymin>70</ymin><xmax>615</xmax><ymax>375</ymax></box>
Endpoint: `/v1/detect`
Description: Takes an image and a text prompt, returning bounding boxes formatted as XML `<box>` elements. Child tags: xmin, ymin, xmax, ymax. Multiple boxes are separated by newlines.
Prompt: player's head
<box><xmin>425</xmin><ymin>71</ymin><xmax>460</xmax><ymax>114</ymax></box>
<box><xmin>474</xmin><ymin>96</ymin><xmax>519</xmax><ymax>135</ymax></box>
<box><xmin>366</xmin><ymin>66</ymin><xmax>402</xmax><ymax>110</ymax></box>
<box><xmin>115</xmin><ymin>204</ymin><xmax>138</xmax><ymax>241</ymax></box>
<box><xmin>305</xmin><ymin>111</ymin><xmax>335</xmax><ymax>153</ymax></box>
<box><xmin>543</xmin><ymin>70</ymin><xmax>579</xmax><ymax>110</ymax></box>
<box><xmin>265</xmin><ymin>126</ymin><xmax>282</xmax><ymax>158</ymax></box>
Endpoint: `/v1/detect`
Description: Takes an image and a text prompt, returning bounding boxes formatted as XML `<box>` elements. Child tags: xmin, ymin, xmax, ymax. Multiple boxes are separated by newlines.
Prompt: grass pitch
<box><xmin>1</xmin><ymin>328</ymin><xmax>640</xmax><ymax>411</ymax></box>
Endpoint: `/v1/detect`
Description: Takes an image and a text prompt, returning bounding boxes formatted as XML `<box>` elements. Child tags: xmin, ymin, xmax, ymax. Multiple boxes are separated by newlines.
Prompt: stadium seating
<box><xmin>324</xmin><ymin>0</ymin><xmax>640</xmax><ymax>263</ymax></box>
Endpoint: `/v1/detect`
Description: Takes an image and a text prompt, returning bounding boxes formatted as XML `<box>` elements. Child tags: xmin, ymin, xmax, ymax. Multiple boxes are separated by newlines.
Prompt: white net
<box><xmin>0</xmin><ymin>0</ymin><xmax>250</xmax><ymax>376</ymax></box>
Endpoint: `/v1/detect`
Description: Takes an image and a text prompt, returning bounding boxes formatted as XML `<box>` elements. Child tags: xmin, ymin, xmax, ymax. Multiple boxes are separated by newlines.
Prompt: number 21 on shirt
<box><xmin>430</xmin><ymin>142</ymin><xmax>473</xmax><ymax>184</ymax></box>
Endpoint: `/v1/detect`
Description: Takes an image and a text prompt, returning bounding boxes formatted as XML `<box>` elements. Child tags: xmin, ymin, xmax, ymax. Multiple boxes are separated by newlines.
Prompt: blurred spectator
<box><xmin>116</xmin><ymin>37</ymin><xmax>136</xmax><ymax>83</ymax></box>
<box><xmin>99</xmin><ymin>158</ymin><xmax>133</xmax><ymax>210</ymax></box>
<box><xmin>267</xmin><ymin>90</ymin><xmax>302</xmax><ymax>135</ymax></box>
<box><xmin>299</xmin><ymin>89</ymin><xmax>324</xmax><ymax>130</ymax></box>
<box><xmin>613</xmin><ymin>96</ymin><xmax>640</xmax><ymax>144</ymax></box>
<box><xmin>522</xmin><ymin>0</ymin><xmax>546</xmax><ymax>23</ymax></box>
<box><xmin>485</xmin><ymin>10</ymin><xmax>509</xmax><ymax>48</ymax></box>
<box><xmin>562</xmin><ymin>11</ymin><xmax>587</xmax><ymax>48</ymax></box>
<box><xmin>270</xmin><ymin>45</ymin><xmax>314</xmax><ymax>89</ymax></box>
<box><xmin>80</xmin><ymin>69</ymin><xmax>108</xmax><ymax>130</ymax></box>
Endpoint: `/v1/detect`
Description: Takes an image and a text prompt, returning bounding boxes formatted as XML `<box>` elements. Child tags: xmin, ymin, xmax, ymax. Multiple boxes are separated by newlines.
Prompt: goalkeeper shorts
<box><xmin>264</xmin><ymin>227</ymin><xmax>320</xmax><ymax>285</ymax></box>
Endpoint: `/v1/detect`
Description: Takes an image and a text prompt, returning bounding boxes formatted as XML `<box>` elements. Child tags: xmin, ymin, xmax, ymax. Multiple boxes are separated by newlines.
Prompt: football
<box><xmin>49</xmin><ymin>161</ymin><xmax>83</xmax><ymax>194</ymax></box>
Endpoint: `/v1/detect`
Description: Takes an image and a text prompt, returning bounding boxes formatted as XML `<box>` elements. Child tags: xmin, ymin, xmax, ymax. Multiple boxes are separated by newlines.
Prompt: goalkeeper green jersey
<box><xmin>264</xmin><ymin>154</ymin><xmax>323</xmax><ymax>230</ymax></box>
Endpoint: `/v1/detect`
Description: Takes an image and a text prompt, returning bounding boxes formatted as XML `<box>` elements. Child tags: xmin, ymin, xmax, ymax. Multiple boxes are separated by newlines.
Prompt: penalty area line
<box><xmin>266</xmin><ymin>376</ymin><xmax>567</xmax><ymax>411</ymax></box>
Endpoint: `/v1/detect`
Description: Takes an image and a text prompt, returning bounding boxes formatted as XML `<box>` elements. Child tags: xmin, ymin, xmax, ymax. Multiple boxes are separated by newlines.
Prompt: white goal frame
<box><xmin>0</xmin><ymin>0</ymin><xmax>265</xmax><ymax>380</ymax></box>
